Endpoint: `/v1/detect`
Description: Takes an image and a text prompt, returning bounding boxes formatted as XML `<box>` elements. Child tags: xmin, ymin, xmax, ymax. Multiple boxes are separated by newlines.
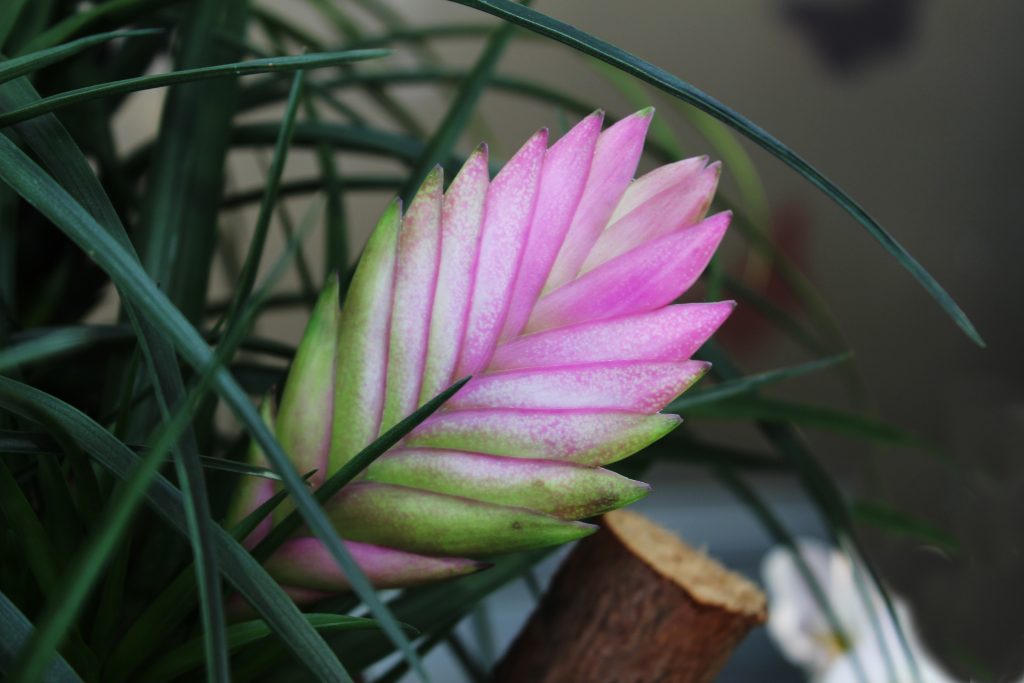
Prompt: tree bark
<box><xmin>492</xmin><ymin>509</ymin><xmax>767</xmax><ymax>683</ymax></box>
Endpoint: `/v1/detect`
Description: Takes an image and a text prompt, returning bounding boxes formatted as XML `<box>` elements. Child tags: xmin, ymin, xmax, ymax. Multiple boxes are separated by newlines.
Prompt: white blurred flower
<box><xmin>761</xmin><ymin>539</ymin><xmax>962</xmax><ymax>683</ymax></box>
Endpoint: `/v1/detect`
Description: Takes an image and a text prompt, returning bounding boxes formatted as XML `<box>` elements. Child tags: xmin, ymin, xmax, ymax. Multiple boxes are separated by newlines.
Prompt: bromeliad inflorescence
<box><xmin>229</xmin><ymin>108</ymin><xmax>733</xmax><ymax>599</ymax></box>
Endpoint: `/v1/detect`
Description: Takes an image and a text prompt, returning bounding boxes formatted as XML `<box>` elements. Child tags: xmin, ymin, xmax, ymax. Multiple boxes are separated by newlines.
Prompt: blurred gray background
<box><xmin>115</xmin><ymin>0</ymin><xmax>1024</xmax><ymax>679</ymax></box>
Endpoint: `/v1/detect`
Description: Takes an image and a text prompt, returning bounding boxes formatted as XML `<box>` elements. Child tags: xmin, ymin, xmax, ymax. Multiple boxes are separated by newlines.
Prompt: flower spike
<box><xmin>232</xmin><ymin>109</ymin><xmax>735</xmax><ymax>599</ymax></box>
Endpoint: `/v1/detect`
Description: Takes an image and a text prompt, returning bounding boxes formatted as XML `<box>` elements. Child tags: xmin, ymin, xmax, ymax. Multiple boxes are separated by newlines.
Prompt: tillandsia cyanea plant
<box><xmin>0</xmin><ymin>0</ymin><xmax>988</xmax><ymax>681</ymax></box>
<box><xmin>230</xmin><ymin>109</ymin><xmax>732</xmax><ymax>595</ymax></box>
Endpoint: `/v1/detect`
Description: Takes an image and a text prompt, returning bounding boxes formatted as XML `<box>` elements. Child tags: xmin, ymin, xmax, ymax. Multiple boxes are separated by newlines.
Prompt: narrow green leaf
<box><xmin>223</xmin><ymin>175</ymin><xmax>402</xmax><ymax>209</ymax></box>
<box><xmin>0</xmin><ymin>29</ymin><xmax>161</xmax><ymax>86</ymax></box>
<box><xmin>3</xmin><ymin>41</ymin><xmax>432</xmax><ymax>683</ymax></box>
<box><xmin>253</xmin><ymin>4</ymin><xmax>425</xmax><ymax>138</ymax></box>
<box><xmin>0</xmin><ymin>590</ymin><xmax>82</xmax><ymax>683</ymax></box>
<box><xmin>0</xmin><ymin>378</ymin><xmax>353</xmax><ymax>682</ymax></box>
<box><xmin>199</xmin><ymin>456</ymin><xmax>284</xmax><ymax>480</ymax></box>
<box><xmin>4</xmin><ymin>316</ymin><xmax>237</xmax><ymax>683</ymax></box>
<box><xmin>302</xmin><ymin>93</ymin><xmax>349</xmax><ymax>273</ymax></box>
<box><xmin>0</xmin><ymin>146</ymin><xmax>353</xmax><ymax>679</ymax></box>
<box><xmin>232</xmin><ymin>120</ymin><xmax>429</xmax><ymax>164</ymax></box>
<box><xmin>0</xmin><ymin>49</ymin><xmax>389</xmax><ymax>128</ymax></box>
<box><xmin>332</xmin><ymin>550</ymin><xmax>548</xmax><ymax>672</ymax></box>
<box><xmin>104</xmin><ymin>473</ymin><xmax>315</xmax><ymax>683</ymax></box>
<box><xmin>720</xmin><ymin>273</ymin><xmax>832</xmax><ymax>358</ymax></box>
<box><xmin>372</xmin><ymin>621</ymin><xmax>459</xmax><ymax>683</ymax></box>
<box><xmin>663</xmin><ymin>353</ymin><xmax>852</xmax><ymax>414</ymax></box>
<box><xmin>20</xmin><ymin>0</ymin><xmax>184</xmax><ymax>53</ymax></box>
<box><xmin>684</xmin><ymin>395</ymin><xmax>933</xmax><ymax>451</ymax></box>
<box><xmin>716</xmin><ymin>467</ymin><xmax>869</xmax><ymax>683</ymax></box>
<box><xmin>0</xmin><ymin>0</ymin><xmax>31</xmax><ymax>52</ymax></box>
<box><xmin>347</xmin><ymin>23</ymin><xmax>494</xmax><ymax>50</ymax></box>
<box><xmin>703</xmin><ymin>342</ymin><xmax>920</xmax><ymax>683</ymax></box>
<box><xmin>137</xmin><ymin>0</ymin><xmax>248</xmax><ymax>323</ymax></box>
<box><xmin>399</xmin><ymin>6</ymin><xmax>522</xmax><ymax>200</ymax></box>
<box><xmin>141</xmin><ymin>614</ymin><xmax>389</xmax><ymax>683</ymax></box>
<box><xmin>132</xmin><ymin>321</ymin><xmax>230</xmax><ymax>683</ymax></box>
<box><xmin>718</xmin><ymin>200</ymin><xmax>856</xmax><ymax>372</ymax></box>
<box><xmin>251</xmin><ymin>376</ymin><xmax>472</xmax><ymax>561</ymax></box>
<box><xmin>852</xmin><ymin>500</ymin><xmax>960</xmax><ymax>555</ymax></box>
<box><xmin>237</xmin><ymin>69</ymin><xmax>593</xmax><ymax>117</ymax></box>
<box><xmin>219</xmin><ymin>69</ymin><xmax>306</xmax><ymax>335</ymax></box>
<box><xmin>0</xmin><ymin>328</ymin><xmax>112</xmax><ymax>372</ymax></box>
<box><xmin>0</xmin><ymin>457</ymin><xmax>61</xmax><ymax>591</ymax></box>
<box><xmin>651</xmin><ymin>432</ymin><xmax>789</xmax><ymax>472</ymax></box>
<box><xmin>0</xmin><ymin>432</ymin><xmax>284</xmax><ymax>479</ymax></box>
<box><xmin>446</xmin><ymin>0</ymin><xmax>983</xmax><ymax>346</ymax></box>
<box><xmin>33</xmin><ymin>451</ymin><xmax>84</xmax><ymax>561</ymax></box>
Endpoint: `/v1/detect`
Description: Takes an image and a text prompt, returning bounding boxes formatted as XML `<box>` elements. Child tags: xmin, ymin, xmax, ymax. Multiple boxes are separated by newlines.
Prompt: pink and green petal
<box><xmin>225</xmin><ymin>396</ymin><xmax>276</xmax><ymax>547</ymax></box>
<box><xmin>500</xmin><ymin>111</ymin><xmax>603</xmax><ymax>342</ymax></box>
<box><xmin>455</xmin><ymin>129</ymin><xmax>547</xmax><ymax>377</ymax></box>
<box><xmin>265</xmin><ymin>537</ymin><xmax>486</xmax><ymax>591</ymax></box>
<box><xmin>380</xmin><ymin>168</ymin><xmax>443</xmax><ymax>433</ymax></box>
<box><xmin>275</xmin><ymin>274</ymin><xmax>340</xmax><ymax>489</ymax></box>
<box><xmin>330</xmin><ymin>200</ymin><xmax>401</xmax><ymax>472</ymax></box>
<box><xmin>525</xmin><ymin>212</ymin><xmax>731</xmax><ymax>334</ymax></box>
<box><xmin>491</xmin><ymin>301</ymin><xmax>736</xmax><ymax>372</ymax></box>
<box><xmin>407</xmin><ymin>409</ymin><xmax>681</xmax><ymax>466</ymax></box>
<box><xmin>543</xmin><ymin>108</ymin><xmax>653</xmax><ymax>293</ymax></box>
<box><xmin>366</xmin><ymin>448</ymin><xmax>650</xmax><ymax>519</ymax></box>
<box><xmin>582</xmin><ymin>161</ymin><xmax>721</xmax><ymax>273</ymax></box>
<box><xmin>608</xmin><ymin>156</ymin><xmax>711</xmax><ymax>225</ymax></box>
<box><xmin>449</xmin><ymin>361</ymin><xmax>710</xmax><ymax>412</ymax></box>
<box><xmin>327</xmin><ymin>482</ymin><xmax>596</xmax><ymax>556</ymax></box>
<box><xmin>419</xmin><ymin>146</ymin><xmax>490</xmax><ymax>403</ymax></box>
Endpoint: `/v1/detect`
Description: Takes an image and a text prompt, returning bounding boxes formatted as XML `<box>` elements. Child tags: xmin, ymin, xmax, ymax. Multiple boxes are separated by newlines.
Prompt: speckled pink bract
<box><xmin>231</xmin><ymin>109</ymin><xmax>734</xmax><ymax>594</ymax></box>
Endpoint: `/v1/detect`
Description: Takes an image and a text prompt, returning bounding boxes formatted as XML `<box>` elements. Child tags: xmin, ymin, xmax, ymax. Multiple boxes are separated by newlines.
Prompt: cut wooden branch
<box><xmin>492</xmin><ymin>509</ymin><xmax>767</xmax><ymax>683</ymax></box>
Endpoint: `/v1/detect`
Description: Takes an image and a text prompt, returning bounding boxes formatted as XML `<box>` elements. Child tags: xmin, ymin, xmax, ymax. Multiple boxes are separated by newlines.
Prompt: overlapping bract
<box><xmin>230</xmin><ymin>109</ymin><xmax>734</xmax><ymax>593</ymax></box>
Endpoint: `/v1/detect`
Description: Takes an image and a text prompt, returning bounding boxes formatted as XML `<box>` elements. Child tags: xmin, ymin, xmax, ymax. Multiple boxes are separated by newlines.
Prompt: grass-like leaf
<box><xmin>0</xmin><ymin>590</ymin><xmax>82</xmax><ymax>683</ymax></box>
<box><xmin>20</xmin><ymin>0</ymin><xmax>183</xmax><ymax>53</ymax></box>
<box><xmin>0</xmin><ymin>0</ymin><xmax>30</xmax><ymax>51</ymax></box>
<box><xmin>446</xmin><ymin>0</ymin><xmax>982</xmax><ymax>346</ymax></box>
<box><xmin>1</xmin><ymin>362</ymin><xmax>222</xmax><ymax>682</ymax></box>
<box><xmin>0</xmin><ymin>377</ymin><xmax>354</xmax><ymax>682</ymax></box>
<box><xmin>702</xmin><ymin>342</ymin><xmax>920</xmax><ymax>683</ymax></box>
<box><xmin>232</xmin><ymin>120</ymin><xmax>429</xmax><ymax>164</ymax></box>
<box><xmin>852</xmin><ymin>500</ymin><xmax>960</xmax><ymax>555</ymax></box>
<box><xmin>663</xmin><ymin>352</ymin><xmax>852</xmax><ymax>414</ymax></box>
<box><xmin>331</xmin><ymin>550</ymin><xmax>548</xmax><ymax>673</ymax></box>
<box><xmin>398</xmin><ymin>6</ymin><xmax>521</xmax><ymax>200</ymax></box>
<box><xmin>0</xmin><ymin>129</ymin><xmax>364</xmax><ymax>682</ymax></box>
<box><xmin>651</xmin><ymin>432</ymin><xmax>788</xmax><ymax>472</ymax></box>
<box><xmin>0</xmin><ymin>327</ymin><xmax>106</xmax><ymax>372</ymax></box>
<box><xmin>684</xmin><ymin>395</ymin><xmax>934</xmax><ymax>451</ymax></box>
<box><xmin>715</xmin><ymin>466</ymin><xmax>870</xmax><ymax>683</ymax></box>
<box><xmin>223</xmin><ymin>175</ymin><xmax>403</xmax><ymax>209</ymax></box>
<box><xmin>0</xmin><ymin>29</ymin><xmax>161</xmax><ymax>86</ymax></box>
<box><xmin>141</xmin><ymin>614</ymin><xmax>395</xmax><ymax>683</ymax></box>
<box><xmin>218</xmin><ymin>69</ymin><xmax>306</xmax><ymax>335</ymax></box>
<box><xmin>104</xmin><ymin>472</ymin><xmax>315</xmax><ymax>682</ymax></box>
<box><xmin>1</xmin><ymin>431</ymin><xmax>285</xmax><ymax>481</ymax></box>
<box><xmin>0</xmin><ymin>49</ymin><xmax>390</xmax><ymax>128</ymax></box>
<box><xmin>251</xmin><ymin>375</ymin><xmax>472</xmax><ymax>559</ymax></box>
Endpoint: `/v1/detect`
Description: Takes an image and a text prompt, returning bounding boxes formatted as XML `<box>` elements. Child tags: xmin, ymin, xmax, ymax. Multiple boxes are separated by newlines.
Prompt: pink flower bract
<box><xmin>230</xmin><ymin>108</ymin><xmax>734</xmax><ymax>593</ymax></box>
